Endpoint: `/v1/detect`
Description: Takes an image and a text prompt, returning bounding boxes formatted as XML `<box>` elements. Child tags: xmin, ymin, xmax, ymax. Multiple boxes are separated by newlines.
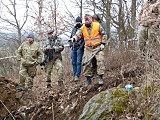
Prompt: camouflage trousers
<box><xmin>138</xmin><ymin>26</ymin><xmax>159</xmax><ymax>55</ymax></box>
<box><xmin>19</xmin><ymin>64</ymin><xmax>37</xmax><ymax>89</ymax></box>
<box><xmin>45</xmin><ymin>58</ymin><xmax>63</xmax><ymax>84</ymax></box>
<box><xmin>83</xmin><ymin>45</ymin><xmax>105</xmax><ymax>77</ymax></box>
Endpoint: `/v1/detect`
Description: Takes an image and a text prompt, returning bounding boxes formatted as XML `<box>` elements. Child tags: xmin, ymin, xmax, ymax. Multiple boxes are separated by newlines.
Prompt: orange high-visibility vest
<box><xmin>81</xmin><ymin>22</ymin><xmax>102</xmax><ymax>47</ymax></box>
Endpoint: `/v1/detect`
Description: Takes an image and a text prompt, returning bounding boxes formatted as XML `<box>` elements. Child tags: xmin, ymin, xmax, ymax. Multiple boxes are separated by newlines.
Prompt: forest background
<box><xmin>0</xmin><ymin>0</ymin><xmax>147</xmax><ymax>77</ymax></box>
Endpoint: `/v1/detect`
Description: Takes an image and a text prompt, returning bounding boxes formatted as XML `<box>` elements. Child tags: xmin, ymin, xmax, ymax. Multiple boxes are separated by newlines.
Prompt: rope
<box><xmin>0</xmin><ymin>56</ymin><xmax>16</xmax><ymax>60</ymax></box>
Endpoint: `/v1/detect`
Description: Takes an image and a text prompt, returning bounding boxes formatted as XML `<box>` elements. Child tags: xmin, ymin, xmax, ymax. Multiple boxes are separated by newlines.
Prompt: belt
<box><xmin>87</xmin><ymin>45</ymin><xmax>99</xmax><ymax>49</ymax></box>
<box><xmin>142</xmin><ymin>25</ymin><xmax>149</xmax><ymax>27</ymax></box>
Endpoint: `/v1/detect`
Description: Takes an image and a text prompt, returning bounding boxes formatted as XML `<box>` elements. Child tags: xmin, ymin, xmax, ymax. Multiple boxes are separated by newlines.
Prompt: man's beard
<box><xmin>85</xmin><ymin>23</ymin><xmax>91</xmax><ymax>28</ymax></box>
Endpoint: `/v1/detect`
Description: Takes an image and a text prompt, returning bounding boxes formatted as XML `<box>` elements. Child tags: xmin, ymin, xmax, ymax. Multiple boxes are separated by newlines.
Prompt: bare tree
<box><xmin>37</xmin><ymin>0</ymin><xmax>43</xmax><ymax>47</ymax></box>
<box><xmin>0</xmin><ymin>0</ymin><xmax>29</xmax><ymax>45</ymax></box>
<box><xmin>70</xmin><ymin>0</ymin><xmax>84</xmax><ymax>18</ymax></box>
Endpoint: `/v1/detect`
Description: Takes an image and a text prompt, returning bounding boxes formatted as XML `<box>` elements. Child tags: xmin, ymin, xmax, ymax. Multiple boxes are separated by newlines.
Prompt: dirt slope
<box><xmin>0</xmin><ymin>65</ymin><xmax>142</xmax><ymax>120</ymax></box>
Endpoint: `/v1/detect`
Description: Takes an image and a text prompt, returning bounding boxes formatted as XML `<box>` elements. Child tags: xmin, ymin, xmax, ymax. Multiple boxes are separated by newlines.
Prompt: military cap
<box><xmin>27</xmin><ymin>32</ymin><xmax>34</xmax><ymax>39</ymax></box>
<box><xmin>47</xmin><ymin>29</ymin><xmax>54</xmax><ymax>34</ymax></box>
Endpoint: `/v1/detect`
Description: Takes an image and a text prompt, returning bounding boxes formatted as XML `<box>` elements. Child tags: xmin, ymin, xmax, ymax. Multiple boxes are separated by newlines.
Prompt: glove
<box><xmin>100</xmin><ymin>44</ymin><xmax>105</xmax><ymax>50</ymax></box>
<box><xmin>68</xmin><ymin>38</ymin><xmax>75</xmax><ymax>42</ymax></box>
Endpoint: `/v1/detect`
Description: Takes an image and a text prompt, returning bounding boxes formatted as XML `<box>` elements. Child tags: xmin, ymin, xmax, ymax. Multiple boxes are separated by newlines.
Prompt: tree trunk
<box><xmin>128</xmin><ymin>0</ymin><xmax>136</xmax><ymax>49</ymax></box>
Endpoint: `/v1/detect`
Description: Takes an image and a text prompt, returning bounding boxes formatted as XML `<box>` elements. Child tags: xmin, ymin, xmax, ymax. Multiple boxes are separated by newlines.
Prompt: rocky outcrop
<box><xmin>79</xmin><ymin>84</ymin><xmax>160</xmax><ymax>120</ymax></box>
<box><xmin>79</xmin><ymin>88</ymin><xmax>130</xmax><ymax>120</ymax></box>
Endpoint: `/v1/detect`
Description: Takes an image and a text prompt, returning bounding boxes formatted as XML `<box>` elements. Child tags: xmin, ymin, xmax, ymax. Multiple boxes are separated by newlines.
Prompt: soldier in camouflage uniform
<box><xmin>70</xmin><ymin>14</ymin><xmax>106</xmax><ymax>86</ymax></box>
<box><xmin>138</xmin><ymin>0</ymin><xmax>160</xmax><ymax>58</ymax></box>
<box><xmin>16</xmin><ymin>32</ymin><xmax>43</xmax><ymax>92</ymax></box>
<box><xmin>44</xmin><ymin>30</ymin><xmax>64</xmax><ymax>89</ymax></box>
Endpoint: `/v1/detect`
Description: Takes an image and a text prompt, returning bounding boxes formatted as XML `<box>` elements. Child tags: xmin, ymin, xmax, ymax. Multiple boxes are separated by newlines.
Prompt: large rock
<box><xmin>79</xmin><ymin>83</ymin><xmax>160</xmax><ymax>120</ymax></box>
<box><xmin>79</xmin><ymin>88</ymin><xmax>130</xmax><ymax>120</ymax></box>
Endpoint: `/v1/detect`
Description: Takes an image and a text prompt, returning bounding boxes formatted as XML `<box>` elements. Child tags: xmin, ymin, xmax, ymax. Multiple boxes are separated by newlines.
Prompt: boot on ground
<box><xmin>98</xmin><ymin>75</ymin><xmax>104</xmax><ymax>85</ymax></box>
<box><xmin>85</xmin><ymin>76</ymin><xmax>91</xmax><ymax>87</ymax></box>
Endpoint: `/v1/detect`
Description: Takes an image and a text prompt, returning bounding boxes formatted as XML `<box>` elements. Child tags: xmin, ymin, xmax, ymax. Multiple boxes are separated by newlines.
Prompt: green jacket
<box><xmin>43</xmin><ymin>35</ymin><xmax>64</xmax><ymax>62</ymax></box>
<box><xmin>17</xmin><ymin>41</ymin><xmax>43</xmax><ymax>67</ymax></box>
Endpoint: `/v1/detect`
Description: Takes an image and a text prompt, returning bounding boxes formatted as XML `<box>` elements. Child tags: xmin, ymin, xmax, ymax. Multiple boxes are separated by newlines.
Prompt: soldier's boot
<box><xmin>98</xmin><ymin>75</ymin><xmax>104</xmax><ymax>85</ymax></box>
<box><xmin>85</xmin><ymin>76</ymin><xmax>92</xmax><ymax>87</ymax></box>
<box><xmin>58</xmin><ymin>81</ymin><xmax>65</xmax><ymax>93</ymax></box>
<box><xmin>16</xmin><ymin>87</ymin><xmax>25</xmax><ymax>92</ymax></box>
<box><xmin>46</xmin><ymin>78</ymin><xmax>52</xmax><ymax>89</ymax></box>
<box><xmin>47</xmin><ymin>83</ymin><xmax>52</xmax><ymax>89</ymax></box>
<box><xmin>16</xmin><ymin>75</ymin><xmax>25</xmax><ymax>92</ymax></box>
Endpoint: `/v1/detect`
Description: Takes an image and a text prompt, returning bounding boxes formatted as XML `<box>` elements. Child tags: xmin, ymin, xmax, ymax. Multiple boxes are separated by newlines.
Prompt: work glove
<box><xmin>100</xmin><ymin>44</ymin><xmax>105</xmax><ymax>50</ymax></box>
<box><xmin>68</xmin><ymin>38</ymin><xmax>75</xmax><ymax>42</ymax></box>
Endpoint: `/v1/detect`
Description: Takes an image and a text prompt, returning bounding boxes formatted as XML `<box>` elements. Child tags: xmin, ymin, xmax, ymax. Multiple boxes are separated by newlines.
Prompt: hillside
<box><xmin>0</xmin><ymin>48</ymin><xmax>160</xmax><ymax>120</ymax></box>
<box><xmin>0</xmin><ymin>61</ymin><xmax>146</xmax><ymax>120</ymax></box>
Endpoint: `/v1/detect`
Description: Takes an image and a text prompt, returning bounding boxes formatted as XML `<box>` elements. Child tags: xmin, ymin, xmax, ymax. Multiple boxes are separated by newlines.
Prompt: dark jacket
<box><xmin>44</xmin><ymin>35</ymin><xmax>64</xmax><ymax>61</ymax></box>
<box><xmin>70</xmin><ymin>26</ymin><xmax>84</xmax><ymax>50</ymax></box>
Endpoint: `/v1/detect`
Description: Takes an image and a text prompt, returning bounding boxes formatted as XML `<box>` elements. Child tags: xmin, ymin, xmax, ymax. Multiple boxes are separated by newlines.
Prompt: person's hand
<box><xmin>46</xmin><ymin>45</ymin><xmax>53</xmax><ymax>50</ymax></box>
<box><xmin>151</xmin><ymin>24</ymin><xmax>159</xmax><ymax>29</ymax></box>
<box><xmin>21</xmin><ymin>58</ymin><xmax>25</xmax><ymax>63</ymax></box>
<box><xmin>138</xmin><ymin>21</ymin><xmax>142</xmax><ymax>25</ymax></box>
<box><xmin>68</xmin><ymin>39</ymin><xmax>71</xmax><ymax>42</ymax></box>
<box><xmin>52</xmin><ymin>46</ymin><xmax>59</xmax><ymax>52</ymax></box>
<box><xmin>100</xmin><ymin>44</ymin><xmax>105</xmax><ymax>50</ymax></box>
<box><xmin>21</xmin><ymin>58</ymin><xmax>28</xmax><ymax>66</ymax></box>
<box><xmin>35</xmin><ymin>60</ymin><xmax>39</xmax><ymax>65</ymax></box>
<box><xmin>52</xmin><ymin>46</ymin><xmax>58</xmax><ymax>50</ymax></box>
<box><xmin>68</xmin><ymin>38</ymin><xmax>75</xmax><ymax>42</ymax></box>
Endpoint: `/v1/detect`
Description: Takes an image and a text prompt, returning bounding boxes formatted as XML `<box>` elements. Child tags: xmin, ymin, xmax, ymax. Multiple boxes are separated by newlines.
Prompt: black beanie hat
<box><xmin>75</xmin><ymin>16</ymin><xmax>82</xmax><ymax>23</ymax></box>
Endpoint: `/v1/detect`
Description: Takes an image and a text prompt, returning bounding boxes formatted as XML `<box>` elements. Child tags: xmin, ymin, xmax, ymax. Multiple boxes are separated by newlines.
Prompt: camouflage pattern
<box><xmin>138</xmin><ymin>0</ymin><xmax>160</xmax><ymax>54</ymax></box>
<box><xmin>44</xmin><ymin>35</ymin><xmax>64</xmax><ymax>85</ymax></box>
<box><xmin>17</xmin><ymin>41</ymin><xmax>43</xmax><ymax>89</ymax></box>
<box><xmin>83</xmin><ymin>46</ymin><xmax>105</xmax><ymax>77</ymax></box>
<box><xmin>73</xmin><ymin>22</ymin><xmax>106</xmax><ymax>77</ymax></box>
<box><xmin>45</xmin><ymin>58</ymin><xmax>63</xmax><ymax>83</ymax></box>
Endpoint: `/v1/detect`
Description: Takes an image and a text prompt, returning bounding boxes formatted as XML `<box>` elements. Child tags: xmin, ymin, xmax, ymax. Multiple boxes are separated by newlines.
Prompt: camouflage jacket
<box><xmin>43</xmin><ymin>35</ymin><xmax>64</xmax><ymax>61</ymax></box>
<box><xmin>17</xmin><ymin>41</ymin><xmax>43</xmax><ymax>67</ymax></box>
<box><xmin>138</xmin><ymin>0</ymin><xmax>160</xmax><ymax>27</ymax></box>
